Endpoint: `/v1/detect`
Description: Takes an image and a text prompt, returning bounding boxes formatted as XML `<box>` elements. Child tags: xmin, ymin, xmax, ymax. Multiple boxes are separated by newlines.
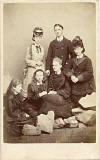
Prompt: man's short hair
<box><xmin>53</xmin><ymin>57</ymin><xmax>62</xmax><ymax>65</ymax></box>
<box><xmin>54</xmin><ymin>24</ymin><xmax>63</xmax><ymax>30</ymax></box>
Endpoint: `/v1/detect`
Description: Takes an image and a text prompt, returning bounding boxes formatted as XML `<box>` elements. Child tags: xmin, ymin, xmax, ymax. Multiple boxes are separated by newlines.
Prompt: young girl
<box><xmin>22</xmin><ymin>27</ymin><xmax>45</xmax><ymax>97</ymax></box>
<box><xmin>24</xmin><ymin>69</ymin><xmax>48</xmax><ymax>118</ymax></box>
<box><xmin>63</xmin><ymin>36</ymin><xmax>96</xmax><ymax>106</ymax></box>
<box><xmin>4</xmin><ymin>79</ymin><xmax>34</xmax><ymax>136</ymax></box>
<box><xmin>39</xmin><ymin>57</ymin><xmax>73</xmax><ymax>119</ymax></box>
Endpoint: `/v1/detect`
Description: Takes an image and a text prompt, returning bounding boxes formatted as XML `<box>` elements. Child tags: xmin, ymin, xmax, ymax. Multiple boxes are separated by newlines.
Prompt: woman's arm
<box><xmin>63</xmin><ymin>59</ymin><xmax>74</xmax><ymax>78</ymax></box>
<box><xmin>27</xmin><ymin>83</ymin><xmax>39</xmax><ymax>100</ymax></box>
<box><xmin>7</xmin><ymin>98</ymin><xmax>21</xmax><ymax>118</ymax></box>
<box><xmin>77</xmin><ymin>58</ymin><xmax>94</xmax><ymax>82</ymax></box>
<box><xmin>57</xmin><ymin>79</ymin><xmax>71</xmax><ymax>99</ymax></box>
<box><xmin>25</xmin><ymin>46</ymin><xmax>37</xmax><ymax>67</ymax></box>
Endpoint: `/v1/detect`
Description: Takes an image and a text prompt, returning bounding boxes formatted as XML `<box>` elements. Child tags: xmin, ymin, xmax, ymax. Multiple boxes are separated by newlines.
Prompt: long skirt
<box><xmin>22</xmin><ymin>67</ymin><xmax>36</xmax><ymax>97</ymax></box>
<box><xmin>39</xmin><ymin>94</ymin><xmax>74</xmax><ymax>119</ymax></box>
<box><xmin>4</xmin><ymin>110</ymin><xmax>35</xmax><ymax>136</ymax></box>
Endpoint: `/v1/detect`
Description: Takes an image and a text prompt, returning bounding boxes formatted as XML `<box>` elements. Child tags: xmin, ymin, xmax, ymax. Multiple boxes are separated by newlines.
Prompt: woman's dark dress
<box><xmin>4</xmin><ymin>91</ymin><xmax>34</xmax><ymax>136</ymax></box>
<box><xmin>23</xmin><ymin>79</ymin><xmax>47</xmax><ymax>121</ymax></box>
<box><xmin>63</xmin><ymin>55</ymin><xmax>96</xmax><ymax>104</ymax></box>
<box><xmin>39</xmin><ymin>72</ymin><xmax>74</xmax><ymax>119</ymax></box>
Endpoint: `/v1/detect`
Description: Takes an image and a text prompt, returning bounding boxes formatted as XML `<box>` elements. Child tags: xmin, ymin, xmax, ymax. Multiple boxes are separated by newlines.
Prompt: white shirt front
<box><xmin>57</xmin><ymin>36</ymin><xmax>64</xmax><ymax>42</ymax></box>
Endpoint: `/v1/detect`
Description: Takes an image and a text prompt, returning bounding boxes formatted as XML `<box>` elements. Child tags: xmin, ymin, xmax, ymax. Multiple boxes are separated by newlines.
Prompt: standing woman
<box><xmin>22</xmin><ymin>27</ymin><xmax>45</xmax><ymax>97</ymax></box>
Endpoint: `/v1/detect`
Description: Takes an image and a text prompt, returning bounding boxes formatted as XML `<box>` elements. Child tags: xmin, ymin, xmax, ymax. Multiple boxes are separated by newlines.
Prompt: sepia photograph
<box><xmin>2</xmin><ymin>1</ymin><xmax>96</xmax><ymax>143</ymax></box>
<box><xmin>1</xmin><ymin>0</ymin><xmax>100</xmax><ymax>159</ymax></box>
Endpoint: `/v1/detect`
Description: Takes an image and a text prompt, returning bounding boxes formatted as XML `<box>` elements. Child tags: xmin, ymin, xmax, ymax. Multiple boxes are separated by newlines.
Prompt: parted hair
<box><xmin>54</xmin><ymin>24</ymin><xmax>63</xmax><ymax>30</ymax></box>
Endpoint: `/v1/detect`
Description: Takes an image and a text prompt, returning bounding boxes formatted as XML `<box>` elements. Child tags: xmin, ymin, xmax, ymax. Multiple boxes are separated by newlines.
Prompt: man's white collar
<box><xmin>57</xmin><ymin>36</ymin><xmax>64</xmax><ymax>42</ymax></box>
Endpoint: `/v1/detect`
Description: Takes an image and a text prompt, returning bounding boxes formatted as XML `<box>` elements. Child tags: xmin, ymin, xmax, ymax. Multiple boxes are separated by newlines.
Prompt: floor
<box><xmin>4</xmin><ymin>124</ymin><xmax>96</xmax><ymax>143</ymax></box>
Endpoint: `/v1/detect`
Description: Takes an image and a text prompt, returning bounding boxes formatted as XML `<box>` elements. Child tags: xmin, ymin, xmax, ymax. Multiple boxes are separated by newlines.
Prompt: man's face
<box><xmin>54</xmin><ymin>26</ymin><xmax>63</xmax><ymax>38</ymax></box>
<box><xmin>53</xmin><ymin>60</ymin><xmax>62</xmax><ymax>72</ymax></box>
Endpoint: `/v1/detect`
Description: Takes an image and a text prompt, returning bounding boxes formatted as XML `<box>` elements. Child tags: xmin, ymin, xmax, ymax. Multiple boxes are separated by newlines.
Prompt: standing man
<box><xmin>46</xmin><ymin>24</ymin><xmax>74</xmax><ymax>75</ymax></box>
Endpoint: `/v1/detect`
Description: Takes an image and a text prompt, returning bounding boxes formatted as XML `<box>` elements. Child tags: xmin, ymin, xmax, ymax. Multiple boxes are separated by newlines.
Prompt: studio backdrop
<box><xmin>3</xmin><ymin>2</ymin><xmax>96</xmax><ymax>80</ymax></box>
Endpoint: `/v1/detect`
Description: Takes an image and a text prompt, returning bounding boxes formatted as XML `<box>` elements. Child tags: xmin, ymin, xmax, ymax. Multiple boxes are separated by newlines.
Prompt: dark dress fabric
<box><xmin>23</xmin><ymin>79</ymin><xmax>48</xmax><ymax>120</ymax></box>
<box><xmin>48</xmin><ymin>72</ymin><xmax>71</xmax><ymax>99</ymax></box>
<box><xmin>63</xmin><ymin>55</ymin><xmax>96</xmax><ymax>103</ymax></box>
<box><xmin>4</xmin><ymin>91</ymin><xmax>34</xmax><ymax>136</ymax></box>
<box><xmin>46</xmin><ymin>37</ymin><xmax>74</xmax><ymax>73</ymax></box>
<box><xmin>39</xmin><ymin>72</ymin><xmax>74</xmax><ymax>119</ymax></box>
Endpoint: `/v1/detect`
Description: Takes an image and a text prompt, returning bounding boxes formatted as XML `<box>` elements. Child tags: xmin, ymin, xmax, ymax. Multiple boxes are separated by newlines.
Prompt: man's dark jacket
<box><xmin>46</xmin><ymin>37</ymin><xmax>74</xmax><ymax>72</ymax></box>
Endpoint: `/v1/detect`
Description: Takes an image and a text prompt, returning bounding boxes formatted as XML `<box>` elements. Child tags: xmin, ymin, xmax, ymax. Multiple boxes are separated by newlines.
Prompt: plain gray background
<box><xmin>3</xmin><ymin>2</ymin><xmax>96</xmax><ymax>80</ymax></box>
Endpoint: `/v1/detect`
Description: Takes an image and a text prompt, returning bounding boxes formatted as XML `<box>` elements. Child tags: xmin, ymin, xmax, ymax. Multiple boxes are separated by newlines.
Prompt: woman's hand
<box><xmin>71</xmin><ymin>75</ymin><xmax>78</xmax><ymax>83</ymax></box>
<box><xmin>36</xmin><ymin>61</ymin><xmax>43</xmax><ymax>66</ymax></box>
<box><xmin>39</xmin><ymin>91</ymin><xmax>47</xmax><ymax>97</ymax></box>
<box><xmin>27</xmin><ymin>60</ymin><xmax>37</xmax><ymax>67</ymax></box>
<box><xmin>48</xmin><ymin>91</ymin><xmax>57</xmax><ymax>94</ymax></box>
<box><xmin>45</xmin><ymin>70</ymin><xmax>50</xmax><ymax>76</ymax></box>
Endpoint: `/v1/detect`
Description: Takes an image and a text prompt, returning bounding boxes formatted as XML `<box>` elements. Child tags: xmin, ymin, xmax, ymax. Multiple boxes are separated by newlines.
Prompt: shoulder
<box><xmin>28</xmin><ymin>42</ymin><xmax>36</xmax><ymax>50</ymax></box>
<box><xmin>63</xmin><ymin>37</ymin><xmax>71</xmax><ymax>42</ymax></box>
<box><xmin>28</xmin><ymin>43</ymin><xmax>34</xmax><ymax>49</ymax></box>
<box><xmin>6</xmin><ymin>94</ymin><xmax>14</xmax><ymax>102</ymax></box>
<box><xmin>84</xmin><ymin>55</ymin><xmax>92</xmax><ymax>63</ymax></box>
<box><xmin>84</xmin><ymin>55</ymin><xmax>91</xmax><ymax>60</ymax></box>
<box><xmin>49</xmin><ymin>39</ymin><xmax>57</xmax><ymax>46</ymax></box>
<box><xmin>63</xmin><ymin>37</ymin><xmax>72</xmax><ymax>46</ymax></box>
<box><xmin>63</xmin><ymin>37</ymin><xmax>71</xmax><ymax>44</ymax></box>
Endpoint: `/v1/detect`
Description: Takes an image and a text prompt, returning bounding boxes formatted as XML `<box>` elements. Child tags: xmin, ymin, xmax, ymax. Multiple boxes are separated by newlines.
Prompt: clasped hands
<box><xmin>39</xmin><ymin>91</ymin><xmax>47</xmax><ymax>97</ymax></box>
<box><xmin>39</xmin><ymin>90</ymin><xmax>57</xmax><ymax>97</ymax></box>
<box><xmin>27</xmin><ymin>60</ymin><xmax>43</xmax><ymax>67</ymax></box>
<box><xmin>48</xmin><ymin>90</ymin><xmax>57</xmax><ymax>94</ymax></box>
<box><xmin>71</xmin><ymin>75</ymin><xmax>78</xmax><ymax>83</ymax></box>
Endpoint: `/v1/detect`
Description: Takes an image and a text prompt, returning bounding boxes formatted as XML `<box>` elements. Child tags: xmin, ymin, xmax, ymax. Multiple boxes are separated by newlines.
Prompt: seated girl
<box><xmin>23</xmin><ymin>69</ymin><xmax>48</xmax><ymax>123</ymax></box>
<box><xmin>39</xmin><ymin>57</ymin><xmax>73</xmax><ymax>119</ymax></box>
<box><xmin>63</xmin><ymin>36</ymin><xmax>96</xmax><ymax>106</ymax></box>
<box><xmin>4</xmin><ymin>79</ymin><xmax>34</xmax><ymax>136</ymax></box>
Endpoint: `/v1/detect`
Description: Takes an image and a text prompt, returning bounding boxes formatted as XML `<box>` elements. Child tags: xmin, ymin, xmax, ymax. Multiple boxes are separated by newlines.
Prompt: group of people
<box><xmin>4</xmin><ymin>24</ymin><xmax>95</xmax><ymax>136</ymax></box>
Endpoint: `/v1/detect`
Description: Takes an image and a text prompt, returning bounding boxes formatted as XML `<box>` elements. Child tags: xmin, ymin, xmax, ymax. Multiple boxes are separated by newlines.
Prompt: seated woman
<box><xmin>39</xmin><ymin>57</ymin><xmax>74</xmax><ymax>119</ymax></box>
<box><xmin>4</xmin><ymin>79</ymin><xmax>34</xmax><ymax>136</ymax></box>
<box><xmin>63</xmin><ymin>36</ymin><xmax>96</xmax><ymax>107</ymax></box>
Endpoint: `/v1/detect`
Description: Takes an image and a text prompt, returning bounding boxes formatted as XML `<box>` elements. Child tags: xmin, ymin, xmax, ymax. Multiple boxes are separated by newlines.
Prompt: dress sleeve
<box><xmin>25</xmin><ymin>46</ymin><xmax>37</xmax><ymax>67</ymax></box>
<box><xmin>7</xmin><ymin>98</ymin><xmax>21</xmax><ymax>118</ymax></box>
<box><xmin>63</xmin><ymin>59</ymin><xmax>74</xmax><ymax>78</ymax></box>
<box><xmin>28</xmin><ymin>83</ymin><xmax>40</xmax><ymax>100</ymax></box>
<box><xmin>77</xmin><ymin>58</ymin><xmax>94</xmax><ymax>82</ymax></box>
<box><xmin>48</xmin><ymin>75</ymin><xmax>54</xmax><ymax>91</ymax></box>
<box><xmin>40</xmin><ymin>45</ymin><xmax>45</xmax><ymax>62</ymax></box>
<box><xmin>57</xmin><ymin>78</ymin><xmax>71</xmax><ymax>99</ymax></box>
<box><xmin>68</xmin><ymin>40</ymin><xmax>75</xmax><ymax>58</ymax></box>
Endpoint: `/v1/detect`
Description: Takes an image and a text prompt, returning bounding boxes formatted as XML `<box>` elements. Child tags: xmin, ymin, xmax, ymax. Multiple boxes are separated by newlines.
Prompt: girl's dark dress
<box><xmin>39</xmin><ymin>72</ymin><xmax>74</xmax><ymax>119</ymax></box>
<box><xmin>4</xmin><ymin>90</ymin><xmax>34</xmax><ymax>136</ymax></box>
<box><xmin>63</xmin><ymin>55</ymin><xmax>96</xmax><ymax>104</ymax></box>
<box><xmin>23</xmin><ymin>79</ymin><xmax>47</xmax><ymax>120</ymax></box>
